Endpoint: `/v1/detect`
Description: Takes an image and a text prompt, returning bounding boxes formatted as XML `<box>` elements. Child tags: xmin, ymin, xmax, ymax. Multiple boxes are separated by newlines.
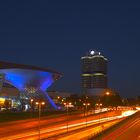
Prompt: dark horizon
<box><xmin>0</xmin><ymin>1</ymin><xmax>140</xmax><ymax>98</ymax></box>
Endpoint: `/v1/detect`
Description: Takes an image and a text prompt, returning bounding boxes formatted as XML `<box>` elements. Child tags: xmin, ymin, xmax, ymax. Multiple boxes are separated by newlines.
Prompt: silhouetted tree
<box><xmin>101</xmin><ymin>93</ymin><xmax>122</xmax><ymax>108</ymax></box>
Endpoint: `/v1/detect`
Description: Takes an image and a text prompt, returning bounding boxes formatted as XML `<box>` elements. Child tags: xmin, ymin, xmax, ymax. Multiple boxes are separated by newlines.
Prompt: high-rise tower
<box><xmin>81</xmin><ymin>50</ymin><xmax>108</xmax><ymax>96</ymax></box>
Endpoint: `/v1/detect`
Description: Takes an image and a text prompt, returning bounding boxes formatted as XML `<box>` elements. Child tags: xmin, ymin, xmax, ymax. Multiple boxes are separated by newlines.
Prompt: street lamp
<box><xmin>35</xmin><ymin>101</ymin><xmax>45</xmax><ymax>140</ymax></box>
<box><xmin>30</xmin><ymin>99</ymin><xmax>34</xmax><ymax>111</ymax></box>
<box><xmin>99</xmin><ymin>103</ymin><xmax>103</xmax><ymax>113</ymax></box>
<box><xmin>106</xmin><ymin>92</ymin><xmax>110</xmax><ymax>96</ymax></box>
<box><xmin>98</xmin><ymin>103</ymin><xmax>103</xmax><ymax>138</ymax></box>
<box><xmin>105</xmin><ymin>91</ymin><xmax>110</xmax><ymax>112</ymax></box>
<box><xmin>97</xmin><ymin>103</ymin><xmax>102</xmax><ymax>124</ymax></box>
<box><xmin>30</xmin><ymin>99</ymin><xmax>34</xmax><ymax>118</ymax></box>
<box><xmin>100</xmin><ymin>103</ymin><xmax>102</xmax><ymax>107</ymax></box>
<box><xmin>64</xmin><ymin>102</ymin><xmax>72</xmax><ymax>132</ymax></box>
<box><xmin>83</xmin><ymin>103</ymin><xmax>90</xmax><ymax>127</ymax></box>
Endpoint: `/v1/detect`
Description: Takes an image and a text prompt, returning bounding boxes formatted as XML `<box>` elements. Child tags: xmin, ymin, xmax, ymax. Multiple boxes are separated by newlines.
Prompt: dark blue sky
<box><xmin>0</xmin><ymin>1</ymin><xmax>140</xmax><ymax>98</ymax></box>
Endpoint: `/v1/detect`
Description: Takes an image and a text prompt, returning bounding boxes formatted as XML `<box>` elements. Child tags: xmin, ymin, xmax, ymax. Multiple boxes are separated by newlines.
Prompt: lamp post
<box><xmin>98</xmin><ymin>103</ymin><xmax>103</xmax><ymax>139</ymax></box>
<box><xmin>95</xmin><ymin>103</ymin><xmax>102</xmax><ymax>123</ymax></box>
<box><xmin>105</xmin><ymin>92</ymin><xmax>110</xmax><ymax>119</ymax></box>
<box><xmin>64</xmin><ymin>102</ymin><xmax>72</xmax><ymax>132</ymax></box>
<box><xmin>99</xmin><ymin>103</ymin><xmax>102</xmax><ymax>113</ymax></box>
<box><xmin>30</xmin><ymin>99</ymin><xmax>34</xmax><ymax>118</ymax></box>
<box><xmin>30</xmin><ymin>99</ymin><xmax>33</xmax><ymax>111</ymax></box>
<box><xmin>35</xmin><ymin>101</ymin><xmax>45</xmax><ymax>140</ymax></box>
<box><xmin>105</xmin><ymin>91</ymin><xmax>110</xmax><ymax>108</ymax></box>
<box><xmin>83</xmin><ymin>103</ymin><xmax>90</xmax><ymax>127</ymax></box>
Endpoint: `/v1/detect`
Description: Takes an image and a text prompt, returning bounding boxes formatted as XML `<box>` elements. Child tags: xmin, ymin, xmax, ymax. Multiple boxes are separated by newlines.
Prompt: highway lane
<box><xmin>102</xmin><ymin>111</ymin><xmax>140</xmax><ymax>140</ymax></box>
<box><xmin>0</xmin><ymin>110</ymin><xmax>123</xmax><ymax>140</ymax></box>
<box><xmin>0</xmin><ymin>111</ymin><xmax>129</xmax><ymax>140</ymax></box>
<box><xmin>0</xmin><ymin>110</ymin><xmax>117</xmax><ymax>134</ymax></box>
<box><xmin>56</xmin><ymin>119</ymin><xmax>123</xmax><ymax>140</ymax></box>
<box><xmin>5</xmin><ymin>116</ymin><xmax>124</xmax><ymax>140</ymax></box>
<box><xmin>0</xmin><ymin>112</ymin><xmax>84</xmax><ymax>137</ymax></box>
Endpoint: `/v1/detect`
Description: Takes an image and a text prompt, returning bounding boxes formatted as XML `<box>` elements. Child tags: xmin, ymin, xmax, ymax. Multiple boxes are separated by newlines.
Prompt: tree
<box><xmin>101</xmin><ymin>93</ymin><xmax>122</xmax><ymax>108</ymax></box>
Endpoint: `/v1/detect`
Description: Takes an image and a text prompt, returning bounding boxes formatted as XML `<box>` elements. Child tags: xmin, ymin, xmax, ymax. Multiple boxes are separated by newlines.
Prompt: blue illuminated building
<box><xmin>0</xmin><ymin>61</ymin><xmax>62</xmax><ymax>109</ymax></box>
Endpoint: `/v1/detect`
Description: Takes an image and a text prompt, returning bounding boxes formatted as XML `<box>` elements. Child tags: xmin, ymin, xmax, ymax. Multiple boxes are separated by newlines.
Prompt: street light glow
<box><xmin>83</xmin><ymin>103</ymin><xmax>90</xmax><ymax>106</ymax></box>
<box><xmin>106</xmin><ymin>92</ymin><xmax>110</xmax><ymax>95</ymax></box>
<box><xmin>64</xmin><ymin>102</ymin><xmax>72</xmax><ymax>106</ymax></box>
<box><xmin>36</xmin><ymin>102</ymin><xmax>45</xmax><ymax>105</ymax></box>
<box><xmin>41</xmin><ymin>102</ymin><xmax>45</xmax><ymax>105</ymax></box>
<box><xmin>90</xmin><ymin>50</ymin><xmax>95</xmax><ymax>55</ymax></box>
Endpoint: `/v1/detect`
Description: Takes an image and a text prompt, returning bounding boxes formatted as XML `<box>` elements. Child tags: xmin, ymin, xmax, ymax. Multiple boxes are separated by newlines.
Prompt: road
<box><xmin>0</xmin><ymin>112</ymin><xmax>83</xmax><ymax>138</ymax></box>
<box><xmin>0</xmin><ymin>110</ymin><xmax>121</xmax><ymax>140</ymax></box>
<box><xmin>102</xmin><ymin>111</ymin><xmax>140</xmax><ymax>140</ymax></box>
<box><xmin>49</xmin><ymin>110</ymin><xmax>138</xmax><ymax>140</ymax></box>
<box><xmin>53</xmin><ymin>119</ymin><xmax>123</xmax><ymax>140</ymax></box>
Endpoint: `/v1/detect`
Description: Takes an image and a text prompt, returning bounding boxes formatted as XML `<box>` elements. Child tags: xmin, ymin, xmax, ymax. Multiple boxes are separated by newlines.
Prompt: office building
<box><xmin>81</xmin><ymin>50</ymin><xmax>108</xmax><ymax>96</ymax></box>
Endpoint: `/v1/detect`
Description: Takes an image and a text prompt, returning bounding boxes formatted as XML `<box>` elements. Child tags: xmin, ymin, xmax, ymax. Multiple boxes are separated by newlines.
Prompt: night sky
<box><xmin>0</xmin><ymin>1</ymin><xmax>140</xmax><ymax>98</ymax></box>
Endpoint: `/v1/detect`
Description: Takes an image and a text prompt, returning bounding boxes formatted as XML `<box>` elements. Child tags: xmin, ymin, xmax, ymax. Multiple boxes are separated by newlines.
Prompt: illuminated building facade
<box><xmin>81</xmin><ymin>50</ymin><xmax>108</xmax><ymax>96</ymax></box>
<box><xmin>0</xmin><ymin>61</ymin><xmax>62</xmax><ymax>109</ymax></box>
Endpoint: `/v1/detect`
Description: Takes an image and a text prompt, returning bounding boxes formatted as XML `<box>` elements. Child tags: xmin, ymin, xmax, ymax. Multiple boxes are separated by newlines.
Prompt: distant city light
<box><xmin>0</xmin><ymin>97</ymin><xmax>5</xmax><ymax>104</ymax></box>
<box><xmin>41</xmin><ymin>102</ymin><xmax>45</xmax><ymax>105</ymax></box>
<box><xmin>90</xmin><ymin>50</ymin><xmax>95</xmax><ymax>55</ymax></box>
<box><xmin>106</xmin><ymin>92</ymin><xmax>110</xmax><ymax>95</ymax></box>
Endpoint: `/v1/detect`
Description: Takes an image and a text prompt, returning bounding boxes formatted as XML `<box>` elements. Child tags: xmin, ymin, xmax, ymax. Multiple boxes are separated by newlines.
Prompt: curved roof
<box><xmin>0</xmin><ymin>61</ymin><xmax>62</xmax><ymax>76</ymax></box>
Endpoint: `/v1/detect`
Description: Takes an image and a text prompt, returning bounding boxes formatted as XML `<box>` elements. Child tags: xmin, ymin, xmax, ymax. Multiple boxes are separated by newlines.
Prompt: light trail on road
<box><xmin>0</xmin><ymin>110</ymin><xmax>137</xmax><ymax>140</ymax></box>
<box><xmin>102</xmin><ymin>111</ymin><xmax>140</xmax><ymax>140</ymax></box>
<box><xmin>57</xmin><ymin>119</ymin><xmax>122</xmax><ymax>140</ymax></box>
